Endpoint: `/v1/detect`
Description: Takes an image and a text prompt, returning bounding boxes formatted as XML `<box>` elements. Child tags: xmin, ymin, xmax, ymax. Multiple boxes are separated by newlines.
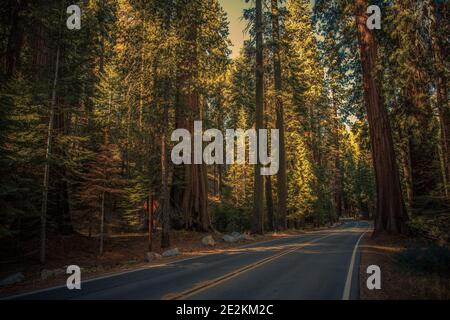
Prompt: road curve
<box><xmin>7</xmin><ymin>220</ymin><xmax>369</xmax><ymax>300</ymax></box>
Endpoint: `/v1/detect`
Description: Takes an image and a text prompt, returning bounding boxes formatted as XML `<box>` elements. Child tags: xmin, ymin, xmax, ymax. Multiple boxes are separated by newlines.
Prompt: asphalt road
<box><xmin>8</xmin><ymin>220</ymin><xmax>369</xmax><ymax>300</ymax></box>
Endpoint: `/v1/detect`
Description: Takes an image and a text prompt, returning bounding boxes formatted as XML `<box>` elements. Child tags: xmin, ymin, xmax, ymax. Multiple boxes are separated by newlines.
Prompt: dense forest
<box><xmin>0</xmin><ymin>0</ymin><xmax>448</xmax><ymax>264</ymax></box>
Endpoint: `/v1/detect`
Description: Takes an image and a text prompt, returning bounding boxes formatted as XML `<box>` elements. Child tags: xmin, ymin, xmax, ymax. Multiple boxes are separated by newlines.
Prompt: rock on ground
<box><xmin>146</xmin><ymin>252</ymin><xmax>162</xmax><ymax>262</ymax></box>
<box><xmin>201</xmin><ymin>235</ymin><xmax>215</xmax><ymax>246</ymax></box>
<box><xmin>231</xmin><ymin>231</ymin><xmax>241</xmax><ymax>239</ymax></box>
<box><xmin>162</xmin><ymin>248</ymin><xmax>179</xmax><ymax>257</ymax></box>
<box><xmin>0</xmin><ymin>272</ymin><xmax>24</xmax><ymax>287</ymax></box>
<box><xmin>223</xmin><ymin>234</ymin><xmax>238</xmax><ymax>243</ymax></box>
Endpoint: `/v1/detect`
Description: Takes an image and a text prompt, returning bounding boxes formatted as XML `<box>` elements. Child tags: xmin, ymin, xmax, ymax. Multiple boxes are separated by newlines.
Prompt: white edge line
<box><xmin>342</xmin><ymin>229</ymin><xmax>367</xmax><ymax>300</ymax></box>
<box><xmin>172</xmin><ymin>232</ymin><xmax>338</xmax><ymax>299</ymax></box>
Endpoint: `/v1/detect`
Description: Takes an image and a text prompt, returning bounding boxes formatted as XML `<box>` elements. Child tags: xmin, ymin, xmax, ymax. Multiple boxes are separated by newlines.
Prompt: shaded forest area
<box><xmin>0</xmin><ymin>0</ymin><xmax>449</xmax><ymax>266</ymax></box>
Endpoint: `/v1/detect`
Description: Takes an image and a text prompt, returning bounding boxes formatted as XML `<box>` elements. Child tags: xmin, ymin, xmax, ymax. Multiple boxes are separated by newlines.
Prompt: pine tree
<box><xmin>77</xmin><ymin>141</ymin><xmax>126</xmax><ymax>255</ymax></box>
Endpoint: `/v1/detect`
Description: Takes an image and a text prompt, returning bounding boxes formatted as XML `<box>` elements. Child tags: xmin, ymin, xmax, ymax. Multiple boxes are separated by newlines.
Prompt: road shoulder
<box><xmin>359</xmin><ymin>233</ymin><xmax>450</xmax><ymax>299</ymax></box>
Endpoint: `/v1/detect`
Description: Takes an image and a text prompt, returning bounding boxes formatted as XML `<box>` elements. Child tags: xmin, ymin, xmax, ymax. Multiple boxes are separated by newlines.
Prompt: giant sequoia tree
<box><xmin>354</xmin><ymin>0</ymin><xmax>408</xmax><ymax>234</ymax></box>
<box><xmin>270</xmin><ymin>0</ymin><xmax>288</xmax><ymax>230</ymax></box>
<box><xmin>251</xmin><ymin>0</ymin><xmax>264</xmax><ymax>235</ymax></box>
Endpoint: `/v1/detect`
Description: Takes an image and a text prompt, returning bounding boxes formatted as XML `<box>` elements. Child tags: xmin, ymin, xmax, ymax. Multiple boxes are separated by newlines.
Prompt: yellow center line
<box><xmin>163</xmin><ymin>232</ymin><xmax>337</xmax><ymax>300</ymax></box>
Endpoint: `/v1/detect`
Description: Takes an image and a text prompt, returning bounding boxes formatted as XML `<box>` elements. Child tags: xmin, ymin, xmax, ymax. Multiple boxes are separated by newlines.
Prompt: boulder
<box><xmin>162</xmin><ymin>248</ymin><xmax>179</xmax><ymax>257</ymax></box>
<box><xmin>41</xmin><ymin>268</ymin><xmax>65</xmax><ymax>281</ymax></box>
<box><xmin>201</xmin><ymin>235</ymin><xmax>215</xmax><ymax>246</ymax></box>
<box><xmin>223</xmin><ymin>234</ymin><xmax>237</xmax><ymax>243</ymax></box>
<box><xmin>0</xmin><ymin>272</ymin><xmax>24</xmax><ymax>287</ymax></box>
<box><xmin>146</xmin><ymin>252</ymin><xmax>162</xmax><ymax>262</ymax></box>
<box><xmin>231</xmin><ymin>231</ymin><xmax>241</xmax><ymax>239</ymax></box>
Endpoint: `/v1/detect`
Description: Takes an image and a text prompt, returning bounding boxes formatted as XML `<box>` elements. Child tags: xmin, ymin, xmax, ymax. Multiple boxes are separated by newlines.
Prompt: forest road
<box><xmin>9</xmin><ymin>220</ymin><xmax>370</xmax><ymax>300</ymax></box>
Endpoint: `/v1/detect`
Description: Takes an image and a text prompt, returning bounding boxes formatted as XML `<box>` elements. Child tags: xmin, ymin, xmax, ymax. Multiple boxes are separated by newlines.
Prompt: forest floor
<box><xmin>0</xmin><ymin>225</ymin><xmax>336</xmax><ymax>297</ymax></box>
<box><xmin>359</xmin><ymin>233</ymin><xmax>450</xmax><ymax>300</ymax></box>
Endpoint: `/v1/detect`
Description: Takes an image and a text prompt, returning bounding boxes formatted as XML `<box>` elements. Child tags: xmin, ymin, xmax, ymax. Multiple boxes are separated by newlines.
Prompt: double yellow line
<box><xmin>164</xmin><ymin>232</ymin><xmax>336</xmax><ymax>300</ymax></box>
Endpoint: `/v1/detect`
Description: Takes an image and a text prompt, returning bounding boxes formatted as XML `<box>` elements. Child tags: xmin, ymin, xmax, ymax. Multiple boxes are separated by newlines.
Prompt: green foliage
<box><xmin>286</xmin><ymin>115</ymin><xmax>316</xmax><ymax>222</ymax></box>
<box><xmin>341</xmin><ymin>125</ymin><xmax>375</xmax><ymax>217</ymax></box>
<box><xmin>409</xmin><ymin>196</ymin><xmax>450</xmax><ymax>242</ymax></box>
<box><xmin>212</xmin><ymin>203</ymin><xmax>252</xmax><ymax>232</ymax></box>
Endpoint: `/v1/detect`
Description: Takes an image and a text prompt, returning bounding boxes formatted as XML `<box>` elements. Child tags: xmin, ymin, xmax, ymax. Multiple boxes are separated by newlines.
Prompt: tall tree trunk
<box><xmin>216</xmin><ymin>92</ymin><xmax>224</xmax><ymax>199</ymax></box>
<box><xmin>403</xmin><ymin>140</ymin><xmax>414</xmax><ymax>208</ymax></box>
<box><xmin>4</xmin><ymin>0</ymin><xmax>26</xmax><ymax>81</ymax></box>
<box><xmin>172</xmin><ymin>3</ymin><xmax>211</xmax><ymax>232</ymax></box>
<box><xmin>438</xmin><ymin>139</ymin><xmax>449</xmax><ymax>198</ymax></box>
<box><xmin>265</xmin><ymin>176</ymin><xmax>275</xmax><ymax>231</ymax></box>
<box><xmin>429</xmin><ymin>0</ymin><xmax>450</xmax><ymax>198</ymax></box>
<box><xmin>218</xmin><ymin>163</ymin><xmax>222</xmax><ymax>199</ymax></box>
<box><xmin>330</xmin><ymin>89</ymin><xmax>343</xmax><ymax>220</ymax></box>
<box><xmin>333</xmin><ymin>149</ymin><xmax>343</xmax><ymax>221</ymax></box>
<box><xmin>99</xmin><ymin>191</ymin><xmax>105</xmax><ymax>256</ymax></box>
<box><xmin>271</xmin><ymin>0</ymin><xmax>287</xmax><ymax>230</ymax></box>
<box><xmin>354</xmin><ymin>0</ymin><xmax>408</xmax><ymax>234</ymax></box>
<box><xmin>125</xmin><ymin>90</ymin><xmax>131</xmax><ymax>178</ymax></box>
<box><xmin>399</xmin><ymin>125</ymin><xmax>414</xmax><ymax>208</ymax></box>
<box><xmin>148</xmin><ymin>194</ymin><xmax>154</xmax><ymax>251</ymax></box>
<box><xmin>179</xmin><ymin>98</ymin><xmax>211</xmax><ymax>231</ymax></box>
<box><xmin>138</xmin><ymin>20</ymin><xmax>146</xmax><ymax>131</ymax></box>
<box><xmin>213</xmin><ymin>164</ymin><xmax>217</xmax><ymax>196</ymax></box>
<box><xmin>161</xmin><ymin>100</ymin><xmax>171</xmax><ymax>249</ymax></box>
<box><xmin>252</xmin><ymin>0</ymin><xmax>264</xmax><ymax>234</ymax></box>
<box><xmin>40</xmin><ymin>44</ymin><xmax>60</xmax><ymax>263</ymax></box>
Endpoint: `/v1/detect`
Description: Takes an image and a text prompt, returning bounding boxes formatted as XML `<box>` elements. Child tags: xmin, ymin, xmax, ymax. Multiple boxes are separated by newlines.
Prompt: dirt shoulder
<box><xmin>0</xmin><ymin>226</ymin><xmax>334</xmax><ymax>297</ymax></box>
<box><xmin>359</xmin><ymin>233</ymin><xmax>450</xmax><ymax>300</ymax></box>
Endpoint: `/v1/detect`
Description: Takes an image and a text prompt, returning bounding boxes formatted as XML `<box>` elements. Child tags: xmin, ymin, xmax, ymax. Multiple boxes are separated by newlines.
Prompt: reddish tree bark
<box><xmin>172</xmin><ymin>2</ymin><xmax>211</xmax><ymax>232</ymax></box>
<box><xmin>271</xmin><ymin>0</ymin><xmax>287</xmax><ymax>230</ymax></box>
<box><xmin>252</xmin><ymin>0</ymin><xmax>264</xmax><ymax>234</ymax></box>
<box><xmin>354</xmin><ymin>0</ymin><xmax>408</xmax><ymax>234</ymax></box>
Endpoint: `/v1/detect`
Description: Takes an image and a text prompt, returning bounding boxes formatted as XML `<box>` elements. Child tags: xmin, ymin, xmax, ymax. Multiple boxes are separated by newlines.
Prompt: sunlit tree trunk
<box><xmin>271</xmin><ymin>0</ymin><xmax>287</xmax><ymax>230</ymax></box>
<box><xmin>265</xmin><ymin>176</ymin><xmax>275</xmax><ymax>231</ymax></box>
<box><xmin>252</xmin><ymin>0</ymin><xmax>264</xmax><ymax>234</ymax></box>
<box><xmin>330</xmin><ymin>88</ymin><xmax>342</xmax><ymax>220</ymax></box>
